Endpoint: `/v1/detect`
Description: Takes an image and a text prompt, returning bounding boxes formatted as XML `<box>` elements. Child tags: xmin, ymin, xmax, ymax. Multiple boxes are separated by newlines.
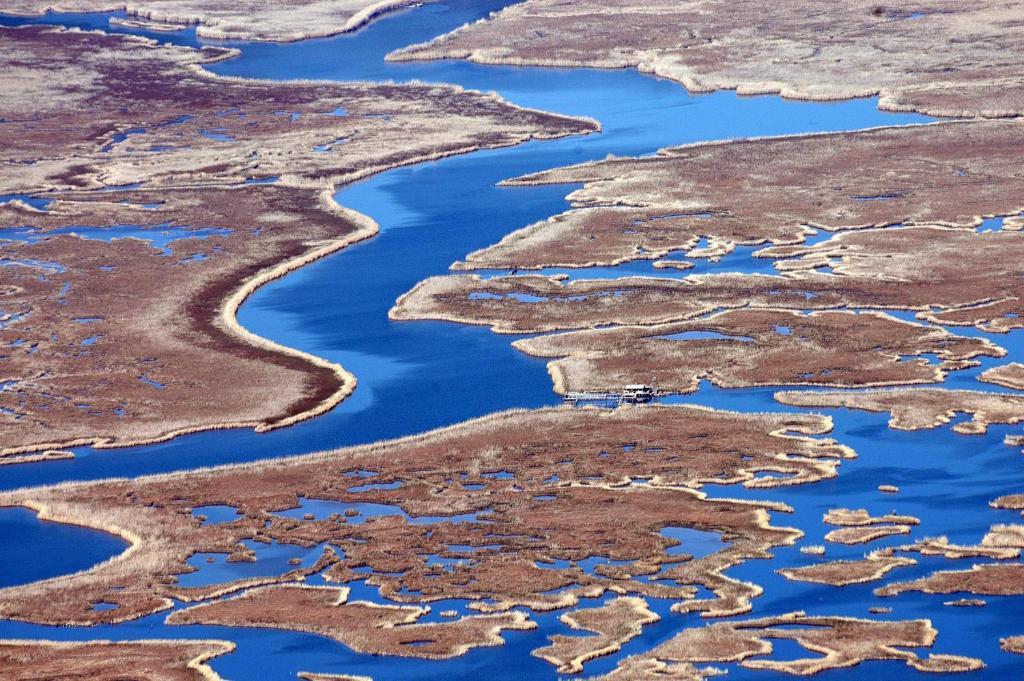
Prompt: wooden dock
<box><xmin>563</xmin><ymin>385</ymin><xmax>657</xmax><ymax>406</ymax></box>
<box><xmin>563</xmin><ymin>391</ymin><xmax>622</xmax><ymax>405</ymax></box>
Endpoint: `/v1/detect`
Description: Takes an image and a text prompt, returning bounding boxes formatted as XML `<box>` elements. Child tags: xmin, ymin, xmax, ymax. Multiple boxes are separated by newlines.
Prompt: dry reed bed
<box><xmin>878</xmin><ymin>563</ymin><xmax>1024</xmax><ymax>599</ymax></box>
<box><xmin>0</xmin><ymin>25</ymin><xmax>595</xmax><ymax>456</ymax></box>
<box><xmin>992</xmin><ymin>495</ymin><xmax>1024</xmax><ymax>514</ymax></box>
<box><xmin>593</xmin><ymin>611</ymin><xmax>982</xmax><ymax>679</ymax></box>
<box><xmin>979</xmin><ymin>363</ymin><xmax>1024</xmax><ymax>390</ymax></box>
<box><xmin>451</xmin><ymin>121</ymin><xmax>1024</xmax><ymax>272</ymax></box>
<box><xmin>823</xmin><ymin>509</ymin><xmax>920</xmax><ymax>528</ymax></box>
<box><xmin>390</xmin><ymin>0</ymin><xmax>1024</xmax><ymax>118</ymax></box>
<box><xmin>393</xmin><ymin>227</ymin><xmax>1024</xmax><ymax>336</ymax></box>
<box><xmin>775</xmin><ymin>389</ymin><xmax>1024</xmax><ymax>435</ymax></box>
<box><xmin>532</xmin><ymin>597</ymin><xmax>658</xmax><ymax>673</ymax></box>
<box><xmin>391</xmin><ymin>227</ymin><xmax>1023</xmax><ymax>428</ymax></box>
<box><xmin>5</xmin><ymin>0</ymin><xmax>433</xmax><ymax>42</ymax></box>
<box><xmin>778</xmin><ymin>553</ymin><xmax>917</xmax><ymax>587</ymax></box>
<box><xmin>510</xmin><ymin>309</ymin><xmax>1000</xmax><ymax>396</ymax></box>
<box><xmin>1</xmin><ymin>26</ymin><xmax>594</xmax><ymax>196</ymax></box>
<box><xmin>0</xmin><ymin>406</ymin><xmax>849</xmax><ymax>637</ymax></box>
<box><xmin>1002</xmin><ymin>636</ymin><xmax>1024</xmax><ymax>655</ymax></box>
<box><xmin>0</xmin><ymin>186</ymin><xmax>364</xmax><ymax>458</ymax></box>
<box><xmin>820</xmin><ymin>507</ymin><xmax>918</xmax><ymax>546</ymax></box>
<box><xmin>0</xmin><ymin>639</ymin><xmax>235</xmax><ymax>681</ymax></box>
<box><xmin>888</xmin><ymin>536</ymin><xmax>1022</xmax><ymax>561</ymax></box>
<box><xmin>824</xmin><ymin>525</ymin><xmax>913</xmax><ymax>546</ymax></box>
<box><xmin>167</xmin><ymin>584</ymin><xmax>534</xmax><ymax>659</ymax></box>
<box><xmin>875</xmin><ymin>495</ymin><xmax>1024</xmax><ymax>599</ymax></box>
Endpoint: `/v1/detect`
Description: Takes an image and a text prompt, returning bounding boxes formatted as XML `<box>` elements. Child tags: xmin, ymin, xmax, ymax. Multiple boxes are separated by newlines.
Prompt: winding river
<box><xmin>2</xmin><ymin>1</ymin><xmax>1023</xmax><ymax>679</ymax></box>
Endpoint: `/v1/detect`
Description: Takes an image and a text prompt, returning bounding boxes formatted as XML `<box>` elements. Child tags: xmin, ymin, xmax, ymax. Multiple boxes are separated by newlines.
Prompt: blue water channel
<box><xmin>2</xmin><ymin>1</ymin><xmax>1022</xmax><ymax>679</ymax></box>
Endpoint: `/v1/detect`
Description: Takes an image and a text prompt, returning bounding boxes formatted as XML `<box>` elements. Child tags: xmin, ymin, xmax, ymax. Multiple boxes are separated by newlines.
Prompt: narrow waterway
<box><xmin>2</xmin><ymin>2</ymin><xmax>1022</xmax><ymax>679</ymax></box>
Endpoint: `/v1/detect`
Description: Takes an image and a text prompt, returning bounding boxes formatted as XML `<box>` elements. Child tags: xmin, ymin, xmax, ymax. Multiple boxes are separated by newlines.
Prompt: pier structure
<box><xmin>563</xmin><ymin>384</ymin><xmax>657</xmax><ymax>406</ymax></box>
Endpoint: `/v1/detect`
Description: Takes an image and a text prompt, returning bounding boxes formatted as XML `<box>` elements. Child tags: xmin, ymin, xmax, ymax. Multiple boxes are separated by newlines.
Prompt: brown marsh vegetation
<box><xmin>453</xmin><ymin>122</ymin><xmax>1024</xmax><ymax>272</ymax></box>
<box><xmin>392</xmin><ymin>0</ymin><xmax>1024</xmax><ymax>118</ymax></box>
<box><xmin>0</xmin><ymin>639</ymin><xmax>234</xmax><ymax>681</ymax></box>
<box><xmin>5</xmin><ymin>0</ymin><xmax>431</xmax><ymax>42</ymax></box>
<box><xmin>0</xmin><ymin>25</ymin><xmax>594</xmax><ymax>456</ymax></box>
<box><xmin>0</xmin><ymin>405</ymin><xmax>849</xmax><ymax>649</ymax></box>
<box><xmin>592</xmin><ymin>612</ymin><xmax>982</xmax><ymax>679</ymax></box>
